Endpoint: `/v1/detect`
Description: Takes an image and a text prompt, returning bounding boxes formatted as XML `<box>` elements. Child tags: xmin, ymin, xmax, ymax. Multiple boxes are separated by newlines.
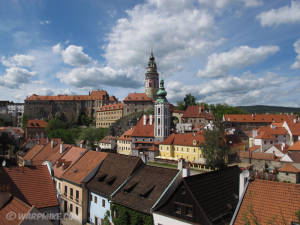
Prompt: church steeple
<box><xmin>145</xmin><ymin>52</ymin><xmax>159</xmax><ymax>100</ymax></box>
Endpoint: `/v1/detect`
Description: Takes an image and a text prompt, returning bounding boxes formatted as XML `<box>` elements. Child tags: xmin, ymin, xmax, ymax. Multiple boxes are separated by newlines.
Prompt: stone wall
<box><xmin>123</xmin><ymin>101</ymin><xmax>153</xmax><ymax>117</ymax></box>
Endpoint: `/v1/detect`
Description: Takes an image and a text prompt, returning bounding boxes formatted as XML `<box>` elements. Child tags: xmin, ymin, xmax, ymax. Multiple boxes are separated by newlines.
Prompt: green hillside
<box><xmin>237</xmin><ymin>105</ymin><xmax>300</xmax><ymax>114</ymax></box>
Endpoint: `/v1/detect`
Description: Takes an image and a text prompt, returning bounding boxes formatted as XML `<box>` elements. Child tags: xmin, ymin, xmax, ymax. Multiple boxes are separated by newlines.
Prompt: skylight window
<box><xmin>124</xmin><ymin>182</ymin><xmax>138</xmax><ymax>193</ymax></box>
<box><xmin>140</xmin><ymin>185</ymin><xmax>155</xmax><ymax>198</ymax></box>
<box><xmin>98</xmin><ymin>174</ymin><xmax>108</xmax><ymax>182</ymax></box>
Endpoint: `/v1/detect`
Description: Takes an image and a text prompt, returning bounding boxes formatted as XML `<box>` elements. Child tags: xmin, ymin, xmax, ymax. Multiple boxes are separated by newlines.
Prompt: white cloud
<box><xmin>0</xmin><ymin>67</ymin><xmax>36</xmax><ymax>88</ymax></box>
<box><xmin>291</xmin><ymin>38</ymin><xmax>300</xmax><ymax>69</ymax></box>
<box><xmin>52</xmin><ymin>43</ymin><xmax>63</xmax><ymax>55</ymax></box>
<box><xmin>1</xmin><ymin>54</ymin><xmax>35</xmax><ymax>68</ymax></box>
<box><xmin>104</xmin><ymin>0</ymin><xmax>220</xmax><ymax>77</ymax></box>
<box><xmin>257</xmin><ymin>1</ymin><xmax>300</xmax><ymax>27</ymax></box>
<box><xmin>196</xmin><ymin>45</ymin><xmax>279</xmax><ymax>78</ymax></box>
<box><xmin>167</xmin><ymin>72</ymin><xmax>285</xmax><ymax>105</ymax></box>
<box><xmin>61</xmin><ymin>45</ymin><xmax>92</xmax><ymax>66</ymax></box>
<box><xmin>40</xmin><ymin>20</ymin><xmax>51</xmax><ymax>25</ymax></box>
<box><xmin>56</xmin><ymin>66</ymin><xmax>140</xmax><ymax>89</ymax></box>
<box><xmin>198</xmin><ymin>0</ymin><xmax>263</xmax><ymax>8</ymax></box>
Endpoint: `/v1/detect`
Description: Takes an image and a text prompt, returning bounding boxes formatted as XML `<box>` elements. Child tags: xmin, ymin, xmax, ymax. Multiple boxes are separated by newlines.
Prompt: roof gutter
<box><xmin>229</xmin><ymin>177</ymin><xmax>250</xmax><ymax>225</ymax></box>
<box><xmin>151</xmin><ymin>169</ymin><xmax>182</xmax><ymax>212</ymax></box>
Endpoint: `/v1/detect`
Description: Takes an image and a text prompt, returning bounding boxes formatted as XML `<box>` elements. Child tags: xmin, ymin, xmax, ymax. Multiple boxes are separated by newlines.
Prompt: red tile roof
<box><xmin>249</xmin><ymin>145</ymin><xmax>260</xmax><ymax>152</ymax></box>
<box><xmin>182</xmin><ymin>105</ymin><xmax>213</xmax><ymax>119</ymax></box>
<box><xmin>160</xmin><ymin>132</ymin><xmax>205</xmax><ymax>147</ymax></box>
<box><xmin>52</xmin><ymin>146</ymin><xmax>87</xmax><ymax>179</ymax></box>
<box><xmin>234</xmin><ymin>179</ymin><xmax>300</xmax><ymax>225</ymax></box>
<box><xmin>0</xmin><ymin>195</ymin><xmax>32</xmax><ymax>225</ymax></box>
<box><xmin>26</xmin><ymin>90</ymin><xmax>108</xmax><ymax>101</ymax></box>
<box><xmin>23</xmin><ymin>144</ymin><xmax>45</xmax><ymax>161</ymax></box>
<box><xmin>118</xmin><ymin>128</ymin><xmax>134</xmax><ymax>141</ymax></box>
<box><xmin>131</xmin><ymin>115</ymin><xmax>154</xmax><ymax>137</ymax></box>
<box><xmin>123</xmin><ymin>93</ymin><xmax>152</xmax><ymax>102</ymax></box>
<box><xmin>99</xmin><ymin>136</ymin><xmax>117</xmax><ymax>144</ymax></box>
<box><xmin>0</xmin><ymin>127</ymin><xmax>24</xmax><ymax>136</ymax></box>
<box><xmin>62</xmin><ymin>151</ymin><xmax>107</xmax><ymax>184</ymax></box>
<box><xmin>99</xmin><ymin>103</ymin><xmax>123</xmax><ymax>111</ymax></box>
<box><xmin>278</xmin><ymin>164</ymin><xmax>300</xmax><ymax>173</ymax></box>
<box><xmin>26</xmin><ymin>120</ymin><xmax>47</xmax><ymax>128</ymax></box>
<box><xmin>239</xmin><ymin>151</ymin><xmax>276</xmax><ymax>161</ymax></box>
<box><xmin>109</xmin><ymin>96</ymin><xmax>118</xmax><ymax>102</ymax></box>
<box><xmin>3</xmin><ymin>166</ymin><xmax>59</xmax><ymax>209</ymax></box>
<box><xmin>224</xmin><ymin>114</ymin><xmax>297</xmax><ymax>123</ymax></box>
<box><xmin>288</xmin><ymin>141</ymin><xmax>300</xmax><ymax>151</ymax></box>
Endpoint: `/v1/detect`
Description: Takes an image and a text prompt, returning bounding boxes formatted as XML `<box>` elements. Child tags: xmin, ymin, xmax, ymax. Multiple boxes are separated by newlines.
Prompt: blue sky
<box><xmin>0</xmin><ymin>0</ymin><xmax>300</xmax><ymax>107</ymax></box>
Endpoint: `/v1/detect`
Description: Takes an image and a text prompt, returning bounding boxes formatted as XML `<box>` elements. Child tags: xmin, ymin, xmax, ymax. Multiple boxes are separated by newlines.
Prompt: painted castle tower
<box><xmin>145</xmin><ymin>52</ymin><xmax>159</xmax><ymax>100</ymax></box>
<box><xmin>154</xmin><ymin>80</ymin><xmax>170</xmax><ymax>142</ymax></box>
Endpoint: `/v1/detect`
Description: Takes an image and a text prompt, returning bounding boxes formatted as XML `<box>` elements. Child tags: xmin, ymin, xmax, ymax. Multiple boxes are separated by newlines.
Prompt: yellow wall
<box><xmin>117</xmin><ymin>139</ymin><xmax>132</xmax><ymax>155</ymax></box>
<box><xmin>96</xmin><ymin>109</ymin><xmax>123</xmax><ymax>128</ymax></box>
<box><xmin>159</xmin><ymin>144</ymin><xmax>174</xmax><ymax>158</ymax></box>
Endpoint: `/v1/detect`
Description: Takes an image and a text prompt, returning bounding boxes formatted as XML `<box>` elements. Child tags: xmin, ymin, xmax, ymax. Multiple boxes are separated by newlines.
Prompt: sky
<box><xmin>0</xmin><ymin>0</ymin><xmax>300</xmax><ymax>107</ymax></box>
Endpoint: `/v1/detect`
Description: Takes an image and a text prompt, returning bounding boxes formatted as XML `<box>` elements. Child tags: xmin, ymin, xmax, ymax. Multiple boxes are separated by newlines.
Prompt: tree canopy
<box><xmin>209</xmin><ymin>103</ymin><xmax>248</xmax><ymax>120</ymax></box>
<box><xmin>176</xmin><ymin>93</ymin><xmax>197</xmax><ymax>110</ymax></box>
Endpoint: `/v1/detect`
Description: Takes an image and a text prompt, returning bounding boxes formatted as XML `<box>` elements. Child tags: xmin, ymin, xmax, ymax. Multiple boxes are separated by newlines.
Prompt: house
<box><xmin>52</xmin><ymin>146</ymin><xmax>87</xmax><ymax>204</ymax></box>
<box><xmin>87</xmin><ymin>154</ymin><xmax>143</xmax><ymax>225</ymax></box>
<box><xmin>60</xmin><ymin>151</ymin><xmax>107</xmax><ymax>224</ymax></box>
<box><xmin>25</xmin><ymin>119</ymin><xmax>47</xmax><ymax>139</ymax></box>
<box><xmin>0</xmin><ymin>165</ymin><xmax>59</xmax><ymax>221</ymax></box>
<box><xmin>123</xmin><ymin>93</ymin><xmax>154</xmax><ymax>116</ymax></box>
<box><xmin>278</xmin><ymin>164</ymin><xmax>300</xmax><ymax>183</ymax></box>
<box><xmin>131</xmin><ymin>115</ymin><xmax>158</xmax><ymax>162</ymax></box>
<box><xmin>158</xmin><ymin>132</ymin><xmax>206</xmax><ymax>164</ymax></box>
<box><xmin>153</xmin><ymin>166</ymin><xmax>240</xmax><ymax>225</ymax></box>
<box><xmin>98</xmin><ymin>136</ymin><xmax>117</xmax><ymax>151</ymax></box>
<box><xmin>0</xmin><ymin>192</ymin><xmax>53</xmax><ymax>225</ymax></box>
<box><xmin>111</xmin><ymin>165</ymin><xmax>180</xmax><ymax>225</ymax></box>
<box><xmin>288</xmin><ymin>140</ymin><xmax>300</xmax><ymax>152</ymax></box>
<box><xmin>117</xmin><ymin>128</ymin><xmax>134</xmax><ymax>155</ymax></box>
<box><xmin>181</xmin><ymin>105</ymin><xmax>213</xmax><ymax>127</ymax></box>
<box><xmin>231</xmin><ymin>179</ymin><xmax>300</xmax><ymax>224</ymax></box>
<box><xmin>96</xmin><ymin>103</ymin><xmax>123</xmax><ymax>128</ymax></box>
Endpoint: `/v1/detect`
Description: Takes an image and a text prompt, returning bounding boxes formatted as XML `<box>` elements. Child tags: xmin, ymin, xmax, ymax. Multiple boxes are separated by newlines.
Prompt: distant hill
<box><xmin>237</xmin><ymin>105</ymin><xmax>300</xmax><ymax>114</ymax></box>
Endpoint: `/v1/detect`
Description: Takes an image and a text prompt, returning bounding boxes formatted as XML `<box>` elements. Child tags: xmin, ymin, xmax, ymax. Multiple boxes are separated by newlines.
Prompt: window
<box><xmin>76</xmin><ymin>190</ymin><xmax>79</xmax><ymax>200</ymax></box>
<box><xmin>70</xmin><ymin>188</ymin><xmax>73</xmax><ymax>199</ymax></box>
<box><xmin>70</xmin><ymin>203</ymin><xmax>73</xmax><ymax>212</ymax></box>
<box><xmin>102</xmin><ymin>199</ymin><xmax>105</xmax><ymax>207</ymax></box>
<box><xmin>264</xmin><ymin>141</ymin><xmax>267</xmax><ymax>144</ymax></box>
<box><xmin>94</xmin><ymin>196</ymin><xmax>97</xmax><ymax>204</ymax></box>
<box><xmin>158</xmin><ymin>108</ymin><xmax>161</xmax><ymax>115</ymax></box>
<box><xmin>186</xmin><ymin>206</ymin><xmax>193</xmax><ymax>218</ymax></box>
<box><xmin>270</xmin><ymin>141</ymin><xmax>273</xmax><ymax>144</ymax></box>
<box><xmin>76</xmin><ymin>206</ymin><xmax>78</xmax><ymax>215</ymax></box>
<box><xmin>64</xmin><ymin>186</ymin><xmax>67</xmax><ymax>196</ymax></box>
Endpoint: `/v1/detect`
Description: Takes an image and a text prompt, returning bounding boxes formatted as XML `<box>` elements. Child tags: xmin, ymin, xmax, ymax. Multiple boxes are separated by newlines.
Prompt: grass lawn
<box><xmin>147</xmin><ymin>161</ymin><xmax>178</xmax><ymax>169</ymax></box>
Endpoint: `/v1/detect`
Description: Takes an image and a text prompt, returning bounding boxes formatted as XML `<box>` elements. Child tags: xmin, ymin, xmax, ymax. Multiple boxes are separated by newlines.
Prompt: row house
<box><xmin>117</xmin><ymin>128</ymin><xmax>134</xmax><ymax>155</ymax></box>
<box><xmin>60</xmin><ymin>151</ymin><xmax>107</xmax><ymax>224</ymax></box>
<box><xmin>25</xmin><ymin>119</ymin><xmax>47</xmax><ymax>139</ymax></box>
<box><xmin>98</xmin><ymin>136</ymin><xmax>117</xmax><ymax>150</ymax></box>
<box><xmin>158</xmin><ymin>132</ymin><xmax>206</xmax><ymax>164</ymax></box>
<box><xmin>181</xmin><ymin>105</ymin><xmax>213</xmax><ymax>127</ymax></box>
<box><xmin>87</xmin><ymin>154</ymin><xmax>143</xmax><ymax>225</ymax></box>
<box><xmin>96</xmin><ymin>103</ymin><xmax>123</xmax><ymax>128</ymax></box>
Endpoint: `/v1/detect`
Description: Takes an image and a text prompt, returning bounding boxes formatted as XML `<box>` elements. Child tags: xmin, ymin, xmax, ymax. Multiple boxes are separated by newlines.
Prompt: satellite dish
<box><xmin>2</xmin><ymin>160</ymin><xmax>6</xmax><ymax>167</ymax></box>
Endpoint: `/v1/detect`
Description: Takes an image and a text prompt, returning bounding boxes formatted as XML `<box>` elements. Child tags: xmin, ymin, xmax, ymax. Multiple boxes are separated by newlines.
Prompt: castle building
<box><xmin>154</xmin><ymin>80</ymin><xmax>170</xmax><ymax>142</ymax></box>
<box><xmin>145</xmin><ymin>52</ymin><xmax>159</xmax><ymax>100</ymax></box>
<box><xmin>96</xmin><ymin>103</ymin><xmax>123</xmax><ymax>128</ymax></box>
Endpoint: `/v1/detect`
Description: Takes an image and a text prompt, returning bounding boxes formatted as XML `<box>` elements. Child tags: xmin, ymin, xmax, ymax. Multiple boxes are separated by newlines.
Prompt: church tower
<box><xmin>145</xmin><ymin>52</ymin><xmax>159</xmax><ymax>100</ymax></box>
<box><xmin>154</xmin><ymin>80</ymin><xmax>170</xmax><ymax>142</ymax></box>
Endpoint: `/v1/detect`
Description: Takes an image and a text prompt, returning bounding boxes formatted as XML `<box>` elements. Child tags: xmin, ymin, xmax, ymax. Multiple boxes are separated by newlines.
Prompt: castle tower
<box><xmin>154</xmin><ymin>80</ymin><xmax>170</xmax><ymax>142</ymax></box>
<box><xmin>145</xmin><ymin>52</ymin><xmax>159</xmax><ymax>100</ymax></box>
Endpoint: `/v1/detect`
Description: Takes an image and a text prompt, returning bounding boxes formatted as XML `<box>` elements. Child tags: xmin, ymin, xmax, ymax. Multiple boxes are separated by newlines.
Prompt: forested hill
<box><xmin>237</xmin><ymin>105</ymin><xmax>300</xmax><ymax>114</ymax></box>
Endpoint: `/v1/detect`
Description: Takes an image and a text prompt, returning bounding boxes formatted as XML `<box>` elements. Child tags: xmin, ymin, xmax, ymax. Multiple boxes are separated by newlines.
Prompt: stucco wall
<box><xmin>89</xmin><ymin>192</ymin><xmax>111</xmax><ymax>225</ymax></box>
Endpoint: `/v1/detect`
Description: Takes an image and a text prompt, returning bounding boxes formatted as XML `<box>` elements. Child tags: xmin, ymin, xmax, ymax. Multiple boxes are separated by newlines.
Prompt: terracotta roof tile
<box><xmin>234</xmin><ymin>179</ymin><xmax>300</xmax><ymax>224</ymax></box>
<box><xmin>118</xmin><ymin>128</ymin><xmax>134</xmax><ymax>141</ymax></box>
<box><xmin>23</xmin><ymin>144</ymin><xmax>45</xmax><ymax>161</ymax></box>
<box><xmin>0</xmin><ymin>195</ymin><xmax>31</xmax><ymax>225</ymax></box>
<box><xmin>62</xmin><ymin>151</ymin><xmax>107</xmax><ymax>184</ymax></box>
<box><xmin>123</xmin><ymin>93</ymin><xmax>152</xmax><ymax>102</ymax></box>
<box><xmin>131</xmin><ymin>115</ymin><xmax>154</xmax><ymax>138</ymax></box>
<box><xmin>2</xmin><ymin>166</ymin><xmax>59</xmax><ymax>209</ymax></box>
<box><xmin>249</xmin><ymin>145</ymin><xmax>260</xmax><ymax>152</ymax></box>
<box><xmin>160</xmin><ymin>132</ymin><xmax>205</xmax><ymax>146</ymax></box>
<box><xmin>99</xmin><ymin>136</ymin><xmax>117</xmax><ymax>144</ymax></box>
<box><xmin>239</xmin><ymin>151</ymin><xmax>276</xmax><ymax>161</ymax></box>
<box><xmin>288</xmin><ymin>141</ymin><xmax>300</xmax><ymax>151</ymax></box>
<box><xmin>278</xmin><ymin>164</ymin><xmax>300</xmax><ymax>173</ymax></box>
<box><xmin>52</xmin><ymin>146</ymin><xmax>87</xmax><ymax>179</ymax></box>
<box><xmin>182</xmin><ymin>105</ymin><xmax>213</xmax><ymax>119</ymax></box>
<box><xmin>224</xmin><ymin>114</ymin><xmax>297</xmax><ymax>123</ymax></box>
<box><xmin>26</xmin><ymin>120</ymin><xmax>47</xmax><ymax>128</ymax></box>
<box><xmin>288</xmin><ymin>152</ymin><xmax>300</xmax><ymax>163</ymax></box>
<box><xmin>99</xmin><ymin>103</ymin><xmax>123</xmax><ymax>111</ymax></box>
<box><xmin>109</xmin><ymin>96</ymin><xmax>118</xmax><ymax>102</ymax></box>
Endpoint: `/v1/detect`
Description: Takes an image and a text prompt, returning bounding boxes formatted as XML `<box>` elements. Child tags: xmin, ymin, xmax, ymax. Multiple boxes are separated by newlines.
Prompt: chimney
<box><xmin>294</xmin><ymin>118</ymin><xmax>297</xmax><ymax>124</ymax></box>
<box><xmin>59</xmin><ymin>143</ymin><xmax>65</xmax><ymax>154</ymax></box>
<box><xmin>46</xmin><ymin>137</ymin><xmax>49</xmax><ymax>143</ymax></box>
<box><xmin>281</xmin><ymin>142</ymin><xmax>285</xmax><ymax>151</ymax></box>
<box><xmin>149</xmin><ymin>115</ymin><xmax>153</xmax><ymax>125</ymax></box>
<box><xmin>50</xmin><ymin>140</ymin><xmax>54</xmax><ymax>148</ymax></box>
<box><xmin>143</xmin><ymin>115</ymin><xmax>147</xmax><ymax>125</ymax></box>
<box><xmin>182</xmin><ymin>166</ymin><xmax>191</xmax><ymax>178</ymax></box>
<box><xmin>239</xmin><ymin>170</ymin><xmax>250</xmax><ymax>199</ymax></box>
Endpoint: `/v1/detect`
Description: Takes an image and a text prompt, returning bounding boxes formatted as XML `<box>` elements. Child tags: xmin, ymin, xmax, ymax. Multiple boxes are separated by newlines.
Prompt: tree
<box><xmin>79</xmin><ymin>128</ymin><xmax>109</xmax><ymax>149</ymax></box>
<box><xmin>209</xmin><ymin>103</ymin><xmax>248</xmax><ymax>120</ymax></box>
<box><xmin>200</xmin><ymin>119</ymin><xmax>229</xmax><ymax>169</ymax></box>
<box><xmin>21</xmin><ymin>114</ymin><xmax>28</xmax><ymax>130</ymax></box>
<box><xmin>46</xmin><ymin>118</ymin><xmax>68</xmax><ymax>133</ymax></box>
<box><xmin>176</xmin><ymin>94</ymin><xmax>197</xmax><ymax>110</ymax></box>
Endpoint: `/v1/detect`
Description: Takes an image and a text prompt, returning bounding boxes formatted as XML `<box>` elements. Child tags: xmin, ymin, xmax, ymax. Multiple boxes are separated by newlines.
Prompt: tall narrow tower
<box><xmin>154</xmin><ymin>80</ymin><xmax>170</xmax><ymax>142</ymax></box>
<box><xmin>145</xmin><ymin>52</ymin><xmax>159</xmax><ymax>100</ymax></box>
